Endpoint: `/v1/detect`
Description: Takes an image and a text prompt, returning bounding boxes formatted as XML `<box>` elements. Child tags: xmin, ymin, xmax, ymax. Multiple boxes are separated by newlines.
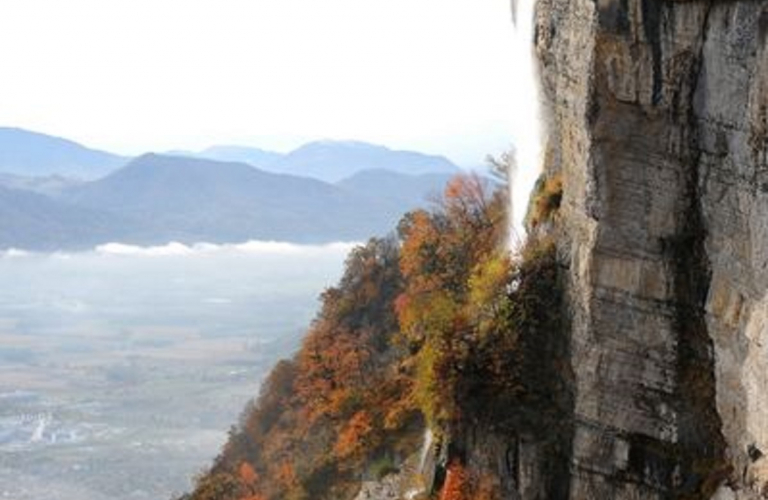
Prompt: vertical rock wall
<box><xmin>534</xmin><ymin>1</ymin><xmax>768</xmax><ymax>498</ymax></box>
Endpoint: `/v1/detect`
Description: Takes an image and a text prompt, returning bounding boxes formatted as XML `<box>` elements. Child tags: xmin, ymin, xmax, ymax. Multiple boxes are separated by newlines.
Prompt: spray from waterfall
<box><xmin>508</xmin><ymin>0</ymin><xmax>544</xmax><ymax>250</ymax></box>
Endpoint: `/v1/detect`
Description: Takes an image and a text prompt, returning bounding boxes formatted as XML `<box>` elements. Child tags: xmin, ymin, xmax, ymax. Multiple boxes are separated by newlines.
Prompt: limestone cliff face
<box><xmin>316</xmin><ymin>4</ymin><xmax>768</xmax><ymax>499</ymax></box>
<box><xmin>534</xmin><ymin>0</ymin><xmax>768</xmax><ymax>498</ymax></box>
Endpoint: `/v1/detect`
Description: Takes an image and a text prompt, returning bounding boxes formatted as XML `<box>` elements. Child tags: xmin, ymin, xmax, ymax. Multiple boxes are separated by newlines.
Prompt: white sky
<box><xmin>0</xmin><ymin>0</ymin><xmax>534</xmax><ymax>168</ymax></box>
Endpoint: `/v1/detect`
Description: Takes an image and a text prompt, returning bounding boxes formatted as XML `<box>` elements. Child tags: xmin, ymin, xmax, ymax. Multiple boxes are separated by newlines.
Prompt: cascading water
<box><xmin>418</xmin><ymin>428</ymin><xmax>434</xmax><ymax>473</ymax></box>
<box><xmin>508</xmin><ymin>0</ymin><xmax>543</xmax><ymax>249</ymax></box>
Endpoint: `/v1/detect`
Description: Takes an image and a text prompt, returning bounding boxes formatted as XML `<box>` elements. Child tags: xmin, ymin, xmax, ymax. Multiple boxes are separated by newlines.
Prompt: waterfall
<box><xmin>509</xmin><ymin>0</ymin><xmax>543</xmax><ymax>248</ymax></box>
<box><xmin>418</xmin><ymin>428</ymin><xmax>434</xmax><ymax>473</ymax></box>
<box><xmin>401</xmin><ymin>428</ymin><xmax>435</xmax><ymax>499</ymax></box>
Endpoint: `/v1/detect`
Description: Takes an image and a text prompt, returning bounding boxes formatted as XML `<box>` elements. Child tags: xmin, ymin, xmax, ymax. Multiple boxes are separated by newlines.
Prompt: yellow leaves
<box><xmin>396</xmin><ymin>289</ymin><xmax>458</xmax><ymax>345</ymax></box>
<box><xmin>395</xmin><ymin>174</ymin><xmax>512</xmax><ymax>428</ymax></box>
<box><xmin>414</xmin><ymin>341</ymin><xmax>443</xmax><ymax>426</ymax></box>
<box><xmin>468</xmin><ymin>253</ymin><xmax>511</xmax><ymax>311</ymax></box>
<box><xmin>526</xmin><ymin>173</ymin><xmax>563</xmax><ymax>230</ymax></box>
<box><xmin>467</xmin><ymin>252</ymin><xmax>512</xmax><ymax>337</ymax></box>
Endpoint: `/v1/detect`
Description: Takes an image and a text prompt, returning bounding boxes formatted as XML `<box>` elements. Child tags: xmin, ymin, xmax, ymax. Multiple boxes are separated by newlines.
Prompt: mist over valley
<box><xmin>0</xmin><ymin>242</ymin><xmax>354</xmax><ymax>499</ymax></box>
<box><xmin>0</xmin><ymin>128</ymin><xmax>467</xmax><ymax>499</ymax></box>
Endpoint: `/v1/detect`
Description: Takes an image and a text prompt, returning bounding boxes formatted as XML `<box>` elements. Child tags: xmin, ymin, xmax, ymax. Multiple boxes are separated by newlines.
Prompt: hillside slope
<box><xmin>335</xmin><ymin>169</ymin><xmax>454</xmax><ymax>210</ymax></box>
<box><xmin>0</xmin><ymin>185</ymin><xmax>132</xmax><ymax>250</ymax></box>
<box><xmin>0</xmin><ymin>154</ymin><xmax>458</xmax><ymax>250</ymax></box>
<box><xmin>63</xmin><ymin>153</ymin><xmax>391</xmax><ymax>244</ymax></box>
<box><xmin>180</xmin><ymin>175</ymin><xmax>562</xmax><ymax>500</ymax></box>
<box><xmin>0</xmin><ymin>127</ymin><xmax>127</xmax><ymax>178</ymax></box>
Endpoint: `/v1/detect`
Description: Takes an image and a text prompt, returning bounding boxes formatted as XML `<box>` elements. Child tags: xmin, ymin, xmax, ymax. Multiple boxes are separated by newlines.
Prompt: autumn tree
<box><xmin>396</xmin><ymin>174</ymin><xmax>509</xmax><ymax>428</ymax></box>
<box><xmin>189</xmin><ymin>236</ymin><xmax>422</xmax><ymax>500</ymax></box>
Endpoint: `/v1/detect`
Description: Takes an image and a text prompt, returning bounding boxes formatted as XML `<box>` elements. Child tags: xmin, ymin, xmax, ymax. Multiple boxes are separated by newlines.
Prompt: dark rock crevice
<box><xmin>641</xmin><ymin>0</ymin><xmax>664</xmax><ymax>105</ymax></box>
<box><xmin>666</xmin><ymin>5</ymin><xmax>728</xmax><ymax>496</ymax></box>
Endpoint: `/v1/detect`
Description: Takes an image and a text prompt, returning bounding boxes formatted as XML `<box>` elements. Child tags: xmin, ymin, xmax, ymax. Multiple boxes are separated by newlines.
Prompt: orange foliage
<box><xmin>395</xmin><ymin>174</ymin><xmax>508</xmax><ymax>427</ymax></box>
<box><xmin>189</xmin><ymin>237</ymin><xmax>422</xmax><ymax>500</ymax></box>
<box><xmin>333</xmin><ymin>410</ymin><xmax>374</xmax><ymax>459</ymax></box>
<box><xmin>238</xmin><ymin>462</ymin><xmax>259</xmax><ymax>487</ymax></box>
<box><xmin>276</xmin><ymin>461</ymin><xmax>299</xmax><ymax>491</ymax></box>
<box><xmin>295</xmin><ymin>324</ymin><xmax>373</xmax><ymax>425</ymax></box>
<box><xmin>440</xmin><ymin>460</ymin><xmax>468</xmax><ymax>500</ymax></box>
<box><xmin>187</xmin><ymin>173</ymin><xmax>514</xmax><ymax>500</ymax></box>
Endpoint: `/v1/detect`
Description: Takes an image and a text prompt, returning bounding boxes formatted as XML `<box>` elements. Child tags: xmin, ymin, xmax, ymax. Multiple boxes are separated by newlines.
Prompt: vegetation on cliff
<box><xmin>183</xmin><ymin>170</ymin><xmax>566</xmax><ymax>500</ymax></box>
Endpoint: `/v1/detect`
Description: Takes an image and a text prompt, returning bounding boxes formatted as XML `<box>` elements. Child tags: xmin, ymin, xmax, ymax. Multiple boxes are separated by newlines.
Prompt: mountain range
<box><xmin>0</xmin><ymin>127</ymin><xmax>128</xmax><ymax>179</ymax></box>
<box><xmin>166</xmin><ymin>145</ymin><xmax>282</xmax><ymax>170</ymax></box>
<box><xmin>258</xmin><ymin>140</ymin><xmax>460</xmax><ymax>182</ymax></box>
<box><xmin>170</xmin><ymin>140</ymin><xmax>459</xmax><ymax>182</ymax></box>
<box><xmin>0</xmin><ymin>128</ymin><xmax>463</xmax><ymax>249</ymax></box>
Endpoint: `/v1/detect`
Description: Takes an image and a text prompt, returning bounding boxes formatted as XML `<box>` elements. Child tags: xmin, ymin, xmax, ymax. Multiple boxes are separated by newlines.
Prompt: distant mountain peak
<box><xmin>135</xmin><ymin>152</ymin><xmax>160</xmax><ymax>161</ymax></box>
<box><xmin>0</xmin><ymin>127</ymin><xmax>128</xmax><ymax>179</ymax></box>
<box><xmin>308</xmin><ymin>139</ymin><xmax>383</xmax><ymax>148</ymax></box>
<box><xmin>0</xmin><ymin>127</ymin><xmax>460</xmax><ymax>184</ymax></box>
<box><xmin>168</xmin><ymin>145</ymin><xmax>283</xmax><ymax>169</ymax></box>
<box><xmin>161</xmin><ymin>139</ymin><xmax>461</xmax><ymax>183</ymax></box>
<box><xmin>272</xmin><ymin>139</ymin><xmax>460</xmax><ymax>182</ymax></box>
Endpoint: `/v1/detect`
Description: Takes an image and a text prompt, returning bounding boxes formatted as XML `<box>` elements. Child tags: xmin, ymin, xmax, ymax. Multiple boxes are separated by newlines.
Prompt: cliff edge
<box><xmin>536</xmin><ymin>0</ymin><xmax>768</xmax><ymax>497</ymax></box>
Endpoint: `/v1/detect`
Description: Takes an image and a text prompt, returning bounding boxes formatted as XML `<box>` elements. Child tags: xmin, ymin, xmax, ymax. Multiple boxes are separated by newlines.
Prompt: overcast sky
<box><xmin>0</xmin><ymin>0</ymin><xmax>535</xmax><ymax>169</ymax></box>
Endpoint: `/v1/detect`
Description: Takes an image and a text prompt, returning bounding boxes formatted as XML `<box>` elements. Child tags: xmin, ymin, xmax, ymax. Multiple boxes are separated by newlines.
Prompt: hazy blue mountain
<box><xmin>0</xmin><ymin>186</ymin><xmax>132</xmax><ymax>250</ymax></box>
<box><xmin>168</xmin><ymin>145</ymin><xmax>283</xmax><ymax>169</ymax></box>
<box><xmin>0</xmin><ymin>128</ymin><xmax>458</xmax><ymax>184</ymax></box>
<box><xmin>0</xmin><ymin>173</ymin><xmax>83</xmax><ymax>196</ymax></box>
<box><xmin>0</xmin><ymin>127</ymin><xmax>128</xmax><ymax>179</ymax></box>
<box><xmin>62</xmin><ymin>154</ymin><xmax>395</xmax><ymax>244</ymax></box>
<box><xmin>197</xmin><ymin>145</ymin><xmax>283</xmax><ymax>167</ymax></box>
<box><xmin>0</xmin><ymin>144</ymin><xmax>462</xmax><ymax>250</ymax></box>
<box><xmin>268</xmin><ymin>140</ymin><xmax>461</xmax><ymax>182</ymax></box>
<box><xmin>174</xmin><ymin>141</ymin><xmax>460</xmax><ymax>182</ymax></box>
<box><xmin>336</xmin><ymin>169</ymin><xmax>454</xmax><ymax>211</ymax></box>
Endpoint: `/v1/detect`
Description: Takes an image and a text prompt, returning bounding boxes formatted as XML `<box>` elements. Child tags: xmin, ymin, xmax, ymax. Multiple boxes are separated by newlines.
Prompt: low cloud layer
<box><xmin>1</xmin><ymin>240</ymin><xmax>360</xmax><ymax>259</ymax></box>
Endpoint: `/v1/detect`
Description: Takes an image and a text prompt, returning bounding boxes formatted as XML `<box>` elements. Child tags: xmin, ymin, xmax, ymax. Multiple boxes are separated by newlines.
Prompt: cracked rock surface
<box><xmin>535</xmin><ymin>1</ymin><xmax>768</xmax><ymax>497</ymax></box>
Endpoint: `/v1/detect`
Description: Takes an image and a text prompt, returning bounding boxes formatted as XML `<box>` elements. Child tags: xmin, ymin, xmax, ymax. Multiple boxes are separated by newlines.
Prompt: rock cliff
<box><xmin>533</xmin><ymin>0</ymin><xmax>768</xmax><ymax>497</ymax></box>
<box><xmin>180</xmin><ymin>3</ymin><xmax>768</xmax><ymax>499</ymax></box>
